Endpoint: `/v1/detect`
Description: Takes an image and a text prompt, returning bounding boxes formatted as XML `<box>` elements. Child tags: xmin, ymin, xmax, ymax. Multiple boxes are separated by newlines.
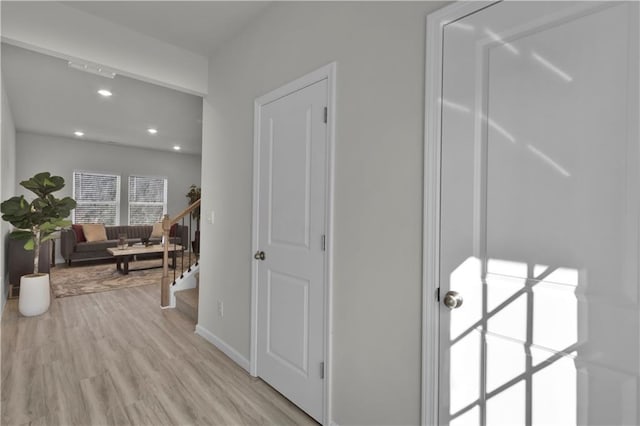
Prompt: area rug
<box><xmin>50</xmin><ymin>258</ymin><xmax>185</xmax><ymax>298</ymax></box>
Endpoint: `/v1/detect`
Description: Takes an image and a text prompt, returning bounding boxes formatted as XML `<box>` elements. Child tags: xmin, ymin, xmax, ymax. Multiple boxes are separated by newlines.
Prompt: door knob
<box><xmin>443</xmin><ymin>291</ymin><xmax>463</xmax><ymax>309</ymax></box>
<box><xmin>254</xmin><ymin>251</ymin><xmax>266</xmax><ymax>261</ymax></box>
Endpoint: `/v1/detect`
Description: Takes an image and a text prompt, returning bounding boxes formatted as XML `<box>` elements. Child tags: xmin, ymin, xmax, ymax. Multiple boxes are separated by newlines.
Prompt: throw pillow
<box><xmin>83</xmin><ymin>224</ymin><xmax>108</xmax><ymax>242</ymax></box>
<box><xmin>72</xmin><ymin>224</ymin><xmax>86</xmax><ymax>242</ymax></box>
<box><xmin>169</xmin><ymin>223</ymin><xmax>177</xmax><ymax>237</ymax></box>
<box><xmin>150</xmin><ymin>222</ymin><xmax>164</xmax><ymax>238</ymax></box>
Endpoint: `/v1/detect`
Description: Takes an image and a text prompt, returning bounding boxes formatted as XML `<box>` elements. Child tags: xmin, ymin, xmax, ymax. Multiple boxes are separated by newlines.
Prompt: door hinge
<box><xmin>320</xmin><ymin>362</ymin><xmax>325</xmax><ymax>379</ymax></box>
<box><xmin>321</xmin><ymin>234</ymin><xmax>326</xmax><ymax>251</ymax></box>
<box><xmin>323</xmin><ymin>107</ymin><xmax>328</xmax><ymax>124</ymax></box>
<box><xmin>436</xmin><ymin>287</ymin><xmax>440</xmax><ymax>302</ymax></box>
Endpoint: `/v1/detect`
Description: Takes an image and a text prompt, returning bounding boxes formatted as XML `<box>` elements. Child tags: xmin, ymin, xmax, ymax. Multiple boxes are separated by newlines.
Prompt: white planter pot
<box><xmin>19</xmin><ymin>273</ymin><xmax>50</xmax><ymax>317</ymax></box>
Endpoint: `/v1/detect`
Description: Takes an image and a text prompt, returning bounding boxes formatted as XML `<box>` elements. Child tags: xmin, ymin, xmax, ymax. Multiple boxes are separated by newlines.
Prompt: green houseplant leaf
<box><xmin>186</xmin><ymin>184</ymin><xmax>201</xmax><ymax>223</ymax></box>
<box><xmin>0</xmin><ymin>172</ymin><xmax>77</xmax><ymax>274</ymax></box>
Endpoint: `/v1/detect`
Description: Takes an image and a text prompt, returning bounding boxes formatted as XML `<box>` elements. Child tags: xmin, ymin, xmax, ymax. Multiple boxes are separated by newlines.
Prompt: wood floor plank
<box><xmin>1</xmin><ymin>361</ymin><xmax>46</xmax><ymax>425</ymax></box>
<box><xmin>79</xmin><ymin>371</ymin><xmax>124</xmax><ymax>425</ymax></box>
<box><xmin>123</xmin><ymin>393</ymin><xmax>175</xmax><ymax>426</ymax></box>
<box><xmin>2</xmin><ymin>283</ymin><xmax>318</xmax><ymax>425</ymax></box>
<box><xmin>42</xmin><ymin>359</ymin><xmax>90</xmax><ymax>425</ymax></box>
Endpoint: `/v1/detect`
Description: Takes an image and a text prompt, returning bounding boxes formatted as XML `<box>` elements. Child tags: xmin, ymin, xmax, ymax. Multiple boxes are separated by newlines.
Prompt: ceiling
<box><xmin>2</xmin><ymin>43</ymin><xmax>204</xmax><ymax>155</ymax></box>
<box><xmin>1</xmin><ymin>1</ymin><xmax>274</xmax><ymax>156</ymax></box>
<box><xmin>64</xmin><ymin>1</ymin><xmax>273</xmax><ymax>57</ymax></box>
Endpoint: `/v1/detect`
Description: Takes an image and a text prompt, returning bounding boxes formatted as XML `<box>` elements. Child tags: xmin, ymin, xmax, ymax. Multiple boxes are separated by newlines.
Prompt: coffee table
<box><xmin>107</xmin><ymin>244</ymin><xmax>184</xmax><ymax>275</ymax></box>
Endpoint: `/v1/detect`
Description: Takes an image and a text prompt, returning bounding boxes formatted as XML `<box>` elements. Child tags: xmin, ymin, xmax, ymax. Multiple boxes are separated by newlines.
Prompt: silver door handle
<box><xmin>443</xmin><ymin>291</ymin><xmax>463</xmax><ymax>309</ymax></box>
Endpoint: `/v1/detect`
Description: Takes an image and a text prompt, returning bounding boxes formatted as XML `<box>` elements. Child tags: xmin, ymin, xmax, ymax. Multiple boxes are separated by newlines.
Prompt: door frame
<box><xmin>250</xmin><ymin>62</ymin><xmax>337</xmax><ymax>425</ymax></box>
<box><xmin>421</xmin><ymin>3</ymin><xmax>495</xmax><ymax>426</ymax></box>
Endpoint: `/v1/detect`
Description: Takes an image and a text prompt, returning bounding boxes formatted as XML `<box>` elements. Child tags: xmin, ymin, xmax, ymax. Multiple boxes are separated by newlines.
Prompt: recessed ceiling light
<box><xmin>97</xmin><ymin>89</ymin><xmax>112</xmax><ymax>97</ymax></box>
<box><xmin>74</xmin><ymin>131</ymin><xmax>84</xmax><ymax>137</ymax></box>
<box><xmin>147</xmin><ymin>128</ymin><xmax>158</xmax><ymax>135</ymax></box>
<box><xmin>173</xmin><ymin>145</ymin><xmax>181</xmax><ymax>151</ymax></box>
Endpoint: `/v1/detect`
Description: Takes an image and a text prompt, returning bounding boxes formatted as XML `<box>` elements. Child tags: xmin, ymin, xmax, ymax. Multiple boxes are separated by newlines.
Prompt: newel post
<box><xmin>161</xmin><ymin>214</ymin><xmax>171</xmax><ymax>307</ymax></box>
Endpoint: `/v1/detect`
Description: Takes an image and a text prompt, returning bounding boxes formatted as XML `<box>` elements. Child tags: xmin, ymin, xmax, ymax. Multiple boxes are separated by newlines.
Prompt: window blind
<box><xmin>128</xmin><ymin>175</ymin><xmax>167</xmax><ymax>225</ymax></box>
<box><xmin>73</xmin><ymin>171</ymin><xmax>121</xmax><ymax>225</ymax></box>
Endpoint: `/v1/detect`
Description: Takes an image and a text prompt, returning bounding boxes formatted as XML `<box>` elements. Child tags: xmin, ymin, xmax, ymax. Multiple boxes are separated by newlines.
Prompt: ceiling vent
<box><xmin>68</xmin><ymin>61</ymin><xmax>116</xmax><ymax>79</ymax></box>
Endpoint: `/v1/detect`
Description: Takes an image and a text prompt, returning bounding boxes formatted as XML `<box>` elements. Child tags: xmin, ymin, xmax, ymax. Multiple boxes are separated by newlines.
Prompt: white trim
<box><xmin>250</xmin><ymin>97</ymin><xmax>260</xmax><ymax>378</ymax></box>
<box><xmin>195</xmin><ymin>324</ymin><xmax>251</xmax><ymax>372</ymax></box>
<box><xmin>422</xmin><ymin>3</ymin><xmax>496</xmax><ymax>426</ymax></box>
<box><xmin>324</xmin><ymin>62</ymin><xmax>337</xmax><ymax>426</ymax></box>
<box><xmin>250</xmin><ymin>62</ymin><xmax>336</xmax><ymax>426</ymax></box>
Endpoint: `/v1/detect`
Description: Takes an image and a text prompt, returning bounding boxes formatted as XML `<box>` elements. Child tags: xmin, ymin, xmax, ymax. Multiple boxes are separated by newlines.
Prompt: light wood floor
<box><xmin>1</xmin><ymin>284</ymin><xmax>318</xmax><ymax>426</ymax></box>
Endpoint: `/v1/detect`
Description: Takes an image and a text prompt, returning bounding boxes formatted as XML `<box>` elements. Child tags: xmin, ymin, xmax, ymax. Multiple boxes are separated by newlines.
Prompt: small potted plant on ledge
<box><xmin>186</xmin><ymin>184</ymin><xmax>201</xmax><ymax>254</ymax></box>
<box><xmin>1</xmin><ymin>172</ymin><xmax>76</xmax><ymax>316</ymax></box>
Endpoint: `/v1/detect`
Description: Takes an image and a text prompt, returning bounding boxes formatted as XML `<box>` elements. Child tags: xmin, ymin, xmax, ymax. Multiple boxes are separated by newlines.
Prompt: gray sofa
<box><xmin>60</xmin><ymin>224</ymin><xmax>188</xmax><ymax>265</ymax></box>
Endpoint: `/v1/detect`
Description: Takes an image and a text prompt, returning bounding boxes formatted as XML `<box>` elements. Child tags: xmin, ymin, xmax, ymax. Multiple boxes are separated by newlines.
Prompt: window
<box><xmin>73</xmin><ymin>171</ymin><xmax>121</xmax><ymax>225</ymax></box>
<box><xmin>128</xmin><ymin>175</ymin><xmax>167</xmax><ymax>225</ymax></box>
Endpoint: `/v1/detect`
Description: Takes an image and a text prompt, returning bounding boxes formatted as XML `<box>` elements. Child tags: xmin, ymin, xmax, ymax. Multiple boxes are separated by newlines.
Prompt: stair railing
<box><xmin>161</xmin><ymin>198</ymin><xmax>200</xmax><ymax>307</ymax></box>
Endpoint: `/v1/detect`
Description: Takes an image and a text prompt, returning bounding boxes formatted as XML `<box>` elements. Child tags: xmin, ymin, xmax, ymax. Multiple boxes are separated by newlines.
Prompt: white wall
<box><xmin>200</xmin><ymin>2</ymin><xmax>446</xmax><ymax>424</ymax></box>
<box><xmin>1</xmin><ymin>77</ymin><xmax>17</xmax><ymax>315</ymax></box>
<box><xmin>15</xmin><ymin>132</ymin><xmax>201</xmax><ymax>263</ymax></box>
<box><xmin>1</xmin><ymin>2</ymin><xmax>208</xmax><ymax>95</ymax></box>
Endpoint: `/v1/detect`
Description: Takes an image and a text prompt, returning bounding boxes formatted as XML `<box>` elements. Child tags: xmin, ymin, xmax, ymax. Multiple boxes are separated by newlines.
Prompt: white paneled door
<box><xmin>255</xmin><ymin>78</ymin><xmax>328</xmax><ymax>422</ymax></box>
<box><xmin>436</xmin><ymin>2</ymin><xmax>639</xmax><ymax>425</ymax></box>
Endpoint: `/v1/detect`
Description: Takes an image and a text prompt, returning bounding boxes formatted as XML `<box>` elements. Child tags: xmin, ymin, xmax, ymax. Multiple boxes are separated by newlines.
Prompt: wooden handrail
<box><xmin>168</xmin><ymin>198</ymin><xmax>200</xmax><ymax>225</ymax></box>
<box><xmin>161</xmin><ymin>199</ymin><xmax>200</xmax><ymax>307</ymax></box>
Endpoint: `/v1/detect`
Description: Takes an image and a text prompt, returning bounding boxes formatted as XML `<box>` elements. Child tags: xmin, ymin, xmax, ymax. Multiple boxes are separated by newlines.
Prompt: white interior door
<box><xmin>438</xmin><ymin>2</ymin><xmax>639</xmax><ymax>425</ymax></box>
<box><xmin>255</xmin><ymin>78</ymin><xmax>327</xmax><ymax>422</ymax></box>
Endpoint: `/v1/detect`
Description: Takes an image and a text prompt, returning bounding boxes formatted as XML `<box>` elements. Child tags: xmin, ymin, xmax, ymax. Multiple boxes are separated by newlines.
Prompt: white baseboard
<box><xmin>195</xmin><ymin>324</ymin><xmax>251</xmax><ymax>372</ymax></box>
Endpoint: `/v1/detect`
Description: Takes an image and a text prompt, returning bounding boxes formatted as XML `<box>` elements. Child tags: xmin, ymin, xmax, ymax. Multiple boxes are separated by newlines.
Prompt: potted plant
<box><xmin>186</xmin><ymin>184</ymin><xmax>201</xmax><ymax>254</ymax></box>
<box><xmin>0</xmin><ymin>172</ymin><xmax>76</xmax><ymax>316</ymax></box>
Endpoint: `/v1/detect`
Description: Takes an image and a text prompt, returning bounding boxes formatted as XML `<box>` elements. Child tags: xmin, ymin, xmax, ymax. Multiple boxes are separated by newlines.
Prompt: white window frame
<box><xmin>127</xmin><ymin>175</ymin><xmax>168</xmax><ymax>225</ymax></box>
<box><xmin>72</xmin><ymin>170</ymin><xmax>121</xmax><ymax>225</ymax></box>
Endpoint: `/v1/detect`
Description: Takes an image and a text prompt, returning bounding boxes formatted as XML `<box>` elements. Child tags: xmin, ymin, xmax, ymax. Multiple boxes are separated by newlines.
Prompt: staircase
<box><xmin>160</xmin><ymin>199</ymin><xmax>200</xmax><ymax>323</ymax></box>
<box><xmin>174</xmin><ymin>272</ymin><xmax>199</xmax><ymax>321</ymax></box>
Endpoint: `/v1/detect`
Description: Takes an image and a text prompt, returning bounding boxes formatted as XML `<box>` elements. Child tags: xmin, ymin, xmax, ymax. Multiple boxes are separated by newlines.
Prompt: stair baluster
<box><xmin>161</xmin><ymin>198</ymin><xmax>201</xmax><ymax>307</ymax></box>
